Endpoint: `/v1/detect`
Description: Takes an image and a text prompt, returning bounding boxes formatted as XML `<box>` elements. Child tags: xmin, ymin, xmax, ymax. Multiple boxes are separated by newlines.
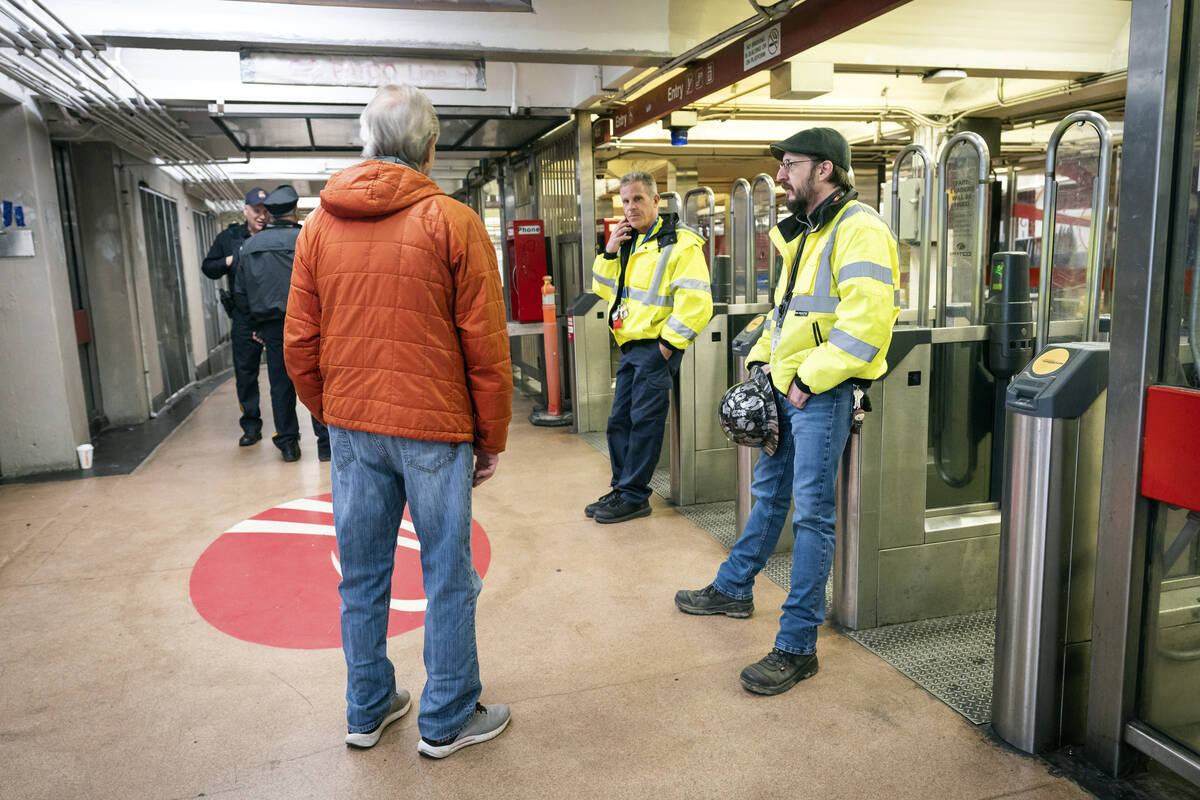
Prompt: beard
<box><xmin>784</xmin><ymin>170</ymin><xmax>818</xmax><ymax>218</ymax></box>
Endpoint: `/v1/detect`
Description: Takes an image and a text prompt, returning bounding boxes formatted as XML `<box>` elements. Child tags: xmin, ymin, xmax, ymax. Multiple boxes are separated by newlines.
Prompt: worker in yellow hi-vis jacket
<box><xmin>586</xmin><ymin>171</ymin><xmax>713</xmax><ymax>524</ymax></box>
<box><xmin>675</xmin><ymin>128</ymin><xmax>900</xmax><ymax>695</ymax></box>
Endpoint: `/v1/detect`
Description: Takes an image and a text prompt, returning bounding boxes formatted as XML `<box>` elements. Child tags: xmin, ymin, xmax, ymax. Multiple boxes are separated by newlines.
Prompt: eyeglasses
<box><xmin>779</xmin><ymin>158</ymin><xmax>818</xmax><ymax>171</ymax></box>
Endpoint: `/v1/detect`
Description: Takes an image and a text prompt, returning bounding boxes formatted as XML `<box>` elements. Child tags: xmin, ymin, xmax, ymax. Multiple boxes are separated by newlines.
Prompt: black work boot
<box><xmin>593</xmin><ymin>498</ymin><xmax>651</xmax><ymax>524</ymax></box>
<box><xmin>739</xmin><ymin>648</ymin><xmax>818</xmax><ymax>695</ymax></box>
<box><xmin>584</xmin><ymin>490</ymin><xmax>619</xmax><ymax>518</ymax></box>
<box><xmin>674</xmin><ymin>584</ymin><xmax>754</xmax><ymax>618</ymax></box>
<box><xmin>280</xmin><ymin>441</ymin><xmax>301</xmax><ymax>462</ymax></box>
<box><xmin>238</xmin><ymin>431</ymin><xmax>262</xmax><ymax>447</ymax></box>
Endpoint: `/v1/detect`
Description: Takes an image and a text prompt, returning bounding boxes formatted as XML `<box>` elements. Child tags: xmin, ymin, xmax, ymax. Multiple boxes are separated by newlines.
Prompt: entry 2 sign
<box><xmin>189</xmin><ymin>493</ymin><xmax>492</xmax><ymax>649</ymax></box>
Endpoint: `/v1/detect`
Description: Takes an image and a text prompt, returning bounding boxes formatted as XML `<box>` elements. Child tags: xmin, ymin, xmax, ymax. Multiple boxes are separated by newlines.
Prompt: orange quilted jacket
<box><xmin>283</xmin><ymin>160</ymin><xmax>512</xmax><ymax>454</ymax></box>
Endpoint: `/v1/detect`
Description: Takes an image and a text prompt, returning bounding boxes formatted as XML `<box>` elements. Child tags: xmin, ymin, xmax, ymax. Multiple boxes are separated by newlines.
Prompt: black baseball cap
<box><xmin>264</xmin><ymin>185</ymin><xmax>299</xmax><ymax>215</ymax></box>
<box><xmin>769</xmin><ymin>127</ymin><xmax>851</xmax><ymax>171</ymax></box>
<box><xmin>243</xmin><ymin>187</ymin><xmax>268</xmax><ymax>206</ymax></box>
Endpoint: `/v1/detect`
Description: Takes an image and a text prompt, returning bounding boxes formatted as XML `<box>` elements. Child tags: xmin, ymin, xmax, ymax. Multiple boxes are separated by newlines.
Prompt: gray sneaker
<box><xmin>345</xmin><ymin>690</ymin><xmax>412</xmax><ymax>749</ymax></box>
<box><xmin>417</xmin><ymin>703</ymin><xmax>511</xmax><ymax>759</ymax></box>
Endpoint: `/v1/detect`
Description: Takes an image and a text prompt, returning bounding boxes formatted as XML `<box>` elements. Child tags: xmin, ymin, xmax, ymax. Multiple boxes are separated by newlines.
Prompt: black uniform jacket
<box><xmin>202</xmin><ymin>222</ymin><xmax>252</xmax><ymax>314</ymax></box>
<box><xmin>234</xmin><ymin>221</ymin><xmax>302</xmax><ymax>326</ymax></box>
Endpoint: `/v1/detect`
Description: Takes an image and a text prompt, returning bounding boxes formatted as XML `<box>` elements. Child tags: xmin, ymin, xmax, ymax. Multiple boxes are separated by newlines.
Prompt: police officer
<box><xmin>675</xmin><ymin>128</ymin><xmax>899</xmax><ymax>696</ymax></box>
<box><xmin>201</xmin><ymin>187</ymin><xmax>268</xmax><ymax>447</ymax></box>
<box><xmin>235</xmin><ymin>185</ymin><xmax>330</xmax><ymax>463</ymax></box>
<box><xmin>587</xmin><ymin>171</ymin><xmax>713</xmax><ymax>524</ymax></box>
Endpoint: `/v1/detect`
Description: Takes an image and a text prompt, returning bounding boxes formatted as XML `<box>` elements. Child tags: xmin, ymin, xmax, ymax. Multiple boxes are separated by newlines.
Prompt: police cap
<box><xmin>243</xmin><ymin>186</ymin><xmax>268</xmax><ymax>207</ymax></box>
<box><xmin>264</xmin><ymin>184</ymin><xmax>299</xmax><ymax>215</ymax></box>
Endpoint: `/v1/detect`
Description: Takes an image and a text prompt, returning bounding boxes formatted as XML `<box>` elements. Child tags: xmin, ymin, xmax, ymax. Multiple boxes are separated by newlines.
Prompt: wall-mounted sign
<box><xmin>743</xmin><ymin>24</ymin><xmax>782</xmax><ymax>72</ymax></box>
<box><xmin>240</xmin><ymin>50</ymin><xmax>486</xmax><ymax>90</ymax></box>
<box><xmin>0</xmin><ymin>230</ymin><xmax>34</xmax><ymax>258</ymax></box>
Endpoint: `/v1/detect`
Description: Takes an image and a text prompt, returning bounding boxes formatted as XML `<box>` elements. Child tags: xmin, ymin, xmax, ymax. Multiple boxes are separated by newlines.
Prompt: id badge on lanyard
<box><xmin>613</xmin><ymin>289</ymin><xmax>629</xmax><ymax>329</ymax></box>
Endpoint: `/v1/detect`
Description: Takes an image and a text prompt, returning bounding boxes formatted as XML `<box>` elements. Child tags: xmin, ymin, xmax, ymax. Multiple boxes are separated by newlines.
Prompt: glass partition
<box><xmin>1137</xmin><ymin>49</ymin><xmax>1200</xmax><ymax>760</ymax></box>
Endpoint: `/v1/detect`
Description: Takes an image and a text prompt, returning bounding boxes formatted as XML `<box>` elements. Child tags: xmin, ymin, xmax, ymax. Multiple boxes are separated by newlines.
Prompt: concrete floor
<box><xmin>0</xmin><ymin>377</ymin><xmax>1090</xmax><ymax>800</ymax></box>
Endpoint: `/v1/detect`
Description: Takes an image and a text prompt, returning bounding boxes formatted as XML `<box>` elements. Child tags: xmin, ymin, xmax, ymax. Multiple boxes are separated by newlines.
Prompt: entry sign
<box><xmin>189</xmin><ymin>493</ymin><xmax>491</xmax><ymax>649</ymax></box>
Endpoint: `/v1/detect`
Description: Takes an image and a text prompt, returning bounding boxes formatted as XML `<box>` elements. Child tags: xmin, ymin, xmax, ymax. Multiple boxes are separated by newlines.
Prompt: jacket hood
<box><xmin>319</xmin><ymin>159</ymin><xmax>444</xmax><ymax>219</ymax></box>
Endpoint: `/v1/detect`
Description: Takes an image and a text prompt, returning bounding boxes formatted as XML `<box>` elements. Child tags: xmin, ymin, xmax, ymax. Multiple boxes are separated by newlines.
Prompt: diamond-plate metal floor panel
<box><xmin>580</xmin><ymin>431</ymin><xmax>671</xmax><ymax>502</ymax></box>
<box><xmin>577</xmin><ymin>428</ymin><xmax>991</xmax><ymax>725</ymax></box>
<box><xmin>846</xmin><ymin>610</ymin><xmax>996</xmax><ymax>725</ymax></box>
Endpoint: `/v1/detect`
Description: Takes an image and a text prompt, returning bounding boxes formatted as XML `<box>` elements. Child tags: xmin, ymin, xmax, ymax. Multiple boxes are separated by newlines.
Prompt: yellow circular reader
<box><xmin>1031</xmin><ymin>347</ymin><xmax>1070</xmax><ymax>376</ymax></box>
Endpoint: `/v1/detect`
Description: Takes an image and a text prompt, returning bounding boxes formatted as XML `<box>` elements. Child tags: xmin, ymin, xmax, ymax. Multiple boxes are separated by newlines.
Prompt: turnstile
<box><xmin>567</xmin><ymin>292</ymin><xmax>614</xmax><ymax>434</ymax></box>
<box><xmin>993</xmin><ymin>342</ymin><xmax>1109</xmax><ymax>753</ymax></box>
<box><xmin>835</xmin><ymin>131</ymin><xmax>1001</xmax><ymax>629</ymax></box>
<box><xmin>834</xmin><ymin>112</ymin><xmax>1114</xmax><ymax>630</ymax></box>
<box><xmin>668</xmin><ymin>184</ymin><xmax>772</xmax><ymax>505</ymax></box>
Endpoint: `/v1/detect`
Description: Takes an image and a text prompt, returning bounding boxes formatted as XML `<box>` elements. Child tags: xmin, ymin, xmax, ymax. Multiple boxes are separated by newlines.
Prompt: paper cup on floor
<box><xmin>76</xmin><ymin>443</ymin><xmax>94</xmax><ymax>469</ymax></box>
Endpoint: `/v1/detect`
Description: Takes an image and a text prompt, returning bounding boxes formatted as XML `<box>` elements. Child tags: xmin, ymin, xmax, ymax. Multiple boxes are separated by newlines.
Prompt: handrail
<box><xmin>891</xmin><ymin>144</ymin><xmax>934</xmax><ymax>326</ymax></box>
<box><xmin>1036</xmin><ymin>110</ymin><xmax>1113</xmax><ymax>351</ymax></box>
<box><xmin>936</xmin><ymin>131</ymin><xmax>991</xmax><ymax>328</ymax></box>
<box><xmin>751</xmin><ymin>173</ymin><xmax>778</xmax><ymax>289</ymax></box>
<box><xmin>731</xmin><ymin>178</ymin><xmax>753</xmax><ymax>303</ymax></box>
<box><xmin>683</xmin><ymin>186</ymin><xmax>717</xmax><ymax>271</ymax></box>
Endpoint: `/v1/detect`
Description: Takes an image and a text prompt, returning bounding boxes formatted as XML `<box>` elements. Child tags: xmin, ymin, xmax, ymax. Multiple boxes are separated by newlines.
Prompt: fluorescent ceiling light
<box><xmin>922</xmin><ymin>68</ymin><xmax>967</xmax><ymax>84</ymax></box>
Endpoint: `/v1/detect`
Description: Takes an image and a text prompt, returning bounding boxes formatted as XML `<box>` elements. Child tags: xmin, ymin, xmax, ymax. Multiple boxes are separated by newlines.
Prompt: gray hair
<box><xmin>619</xmin><ymin>171</ymin><xmax>658</xmax><ymax>197</ymax></box>
<box><xmin>359</xmin><ymin>84</ymin><xmax>440</xmax><ymax>166</ymax></box>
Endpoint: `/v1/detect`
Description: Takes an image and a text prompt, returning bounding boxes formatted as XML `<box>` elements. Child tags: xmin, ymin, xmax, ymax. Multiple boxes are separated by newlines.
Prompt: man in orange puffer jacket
<box><xmin>284</xmin><ymin>84</ymin><xmax>513</xmax><ymax>760</ymax></box>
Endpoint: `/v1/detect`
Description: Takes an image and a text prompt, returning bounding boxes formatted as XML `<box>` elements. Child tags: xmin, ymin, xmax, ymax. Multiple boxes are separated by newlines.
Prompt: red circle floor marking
<box><xmin>188</xmin><ymin>493</ymin><xmax>491</xmax><ymax>649</ymax></box>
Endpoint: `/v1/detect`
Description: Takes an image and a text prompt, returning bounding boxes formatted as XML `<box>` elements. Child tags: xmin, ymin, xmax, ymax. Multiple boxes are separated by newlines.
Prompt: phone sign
<box><xmin>517</xmin><ymin>224</ymin><xmax>542</xmax><ymax>235</ymax></box>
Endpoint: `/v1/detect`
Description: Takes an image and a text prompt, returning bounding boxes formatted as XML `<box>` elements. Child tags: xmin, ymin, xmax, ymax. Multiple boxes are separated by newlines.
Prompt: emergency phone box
<box><xmin>506</xmin><ymin>219</ymin><xmax>548</xmax><ymax>322</ymax></box>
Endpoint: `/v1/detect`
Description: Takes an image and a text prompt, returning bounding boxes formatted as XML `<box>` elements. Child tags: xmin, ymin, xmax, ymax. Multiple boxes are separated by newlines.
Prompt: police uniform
<box><xmin>234</xmin><ymin>185</ymin><xmax>329</xmax><ymax>462</ymax></box>
<box><xmin>590</xmin><ymin>211</ymin><xmax>713</xmax><ymax>522</ymax></box>
<box><xmin>201</xmin><ymin>187</ymin><xmax>268</xmax><ymax>444</ymax></box>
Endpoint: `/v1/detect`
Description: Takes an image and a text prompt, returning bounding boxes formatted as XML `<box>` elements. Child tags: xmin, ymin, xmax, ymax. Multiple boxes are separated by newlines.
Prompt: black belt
<box><xmin>619</xmin><ymin>339</ymin><xmax>656</xmax><ymax>354</ymax></box>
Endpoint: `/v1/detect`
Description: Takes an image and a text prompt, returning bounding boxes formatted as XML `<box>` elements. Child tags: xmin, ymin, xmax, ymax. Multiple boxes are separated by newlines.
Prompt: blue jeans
<box><xmin>713</xmin><ymin>382</ymin><xmax>854</xmax><ymax>655</ymax></box>
<box><xmin>329</xmin><ymin>425</ymin><xmax>482</xmax><ymax>741</ymax></box>
<box><xmin>606</xmin><ymin>339</ymin><xmax>683</xmax><ymax>503</ymax></box>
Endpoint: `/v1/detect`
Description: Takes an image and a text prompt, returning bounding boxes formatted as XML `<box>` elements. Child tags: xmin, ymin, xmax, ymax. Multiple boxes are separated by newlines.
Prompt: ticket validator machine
<box><xmin>991</xmin><ymin>110</ymin><xmax>1113</xmax><ymax>755</ymax></box>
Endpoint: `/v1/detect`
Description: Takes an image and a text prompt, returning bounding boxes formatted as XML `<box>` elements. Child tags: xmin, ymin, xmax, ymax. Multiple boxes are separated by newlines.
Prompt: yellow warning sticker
<box><xmin>1031</xmin><ymin>347</ymin><xmax>1070</xmax><ymax>376</ymax></box>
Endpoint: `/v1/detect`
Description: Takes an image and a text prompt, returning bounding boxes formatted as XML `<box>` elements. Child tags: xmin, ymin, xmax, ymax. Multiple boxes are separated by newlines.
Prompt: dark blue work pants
<box><xmin>605</xmin><ymin>339</ymin><xmax>683</xmax><ymax>504</ymax></box>
<box><xmin>257</xmin><ymin>320</ymin><xmax>328</xmax><ymax>451</ymax></box>
<box><xmin>229</xmin><ymin>308</ymin><xmax>263</xmax><ymax>436</ymax></box>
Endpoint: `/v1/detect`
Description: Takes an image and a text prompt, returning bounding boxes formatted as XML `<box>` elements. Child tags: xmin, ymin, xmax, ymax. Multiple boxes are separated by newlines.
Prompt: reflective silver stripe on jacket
<box><xmin>838</xmin><ymin>261</ymin><xmax>893</xmax><ymax>285</ymax></box>
<box><xmin>772</xmin><ymin>203</ymin><xmax>866</xmax><ymax>349</ymax></box>
<box><xmin>593</xmin><ymin>272</ymin><xmax>616</xmax><ymax>290</ymax></box>
<box><xmin>665</xmin><ymin>316</ymin><xmax>699</xmax><ymax>341</ymax></box>
<box><xmin>671</xmin><ymin>278</ymin><xmax>711</xmax><ymax>293</ymax></box>
<box><xmin>620</xmin><ymin>242</ymin><xmax>677</xmax><ymax>307</ymax></box>
<box><xmin>828</xmin><ymin>328</ymin><xmax>879</xmax><ymax>362</ymax></box>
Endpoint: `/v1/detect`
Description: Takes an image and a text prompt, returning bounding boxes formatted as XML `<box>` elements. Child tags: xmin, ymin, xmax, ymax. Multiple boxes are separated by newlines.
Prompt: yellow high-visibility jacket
<box><xmin>591</xmin><ymin>214</ymin><xmax>714</xmax><ymax>350</ymax></box>
<box><xmin>747</xmin><ymin>192</ymin><xmax>900</xmax><ymax>395</ymax></box>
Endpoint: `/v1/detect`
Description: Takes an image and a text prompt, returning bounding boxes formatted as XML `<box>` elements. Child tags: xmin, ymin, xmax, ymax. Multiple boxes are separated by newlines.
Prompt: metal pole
<box><xmin>891</xmin><ymin>144</ymin><xmax>933</xmax><ymax>326</ymax></box>
<box><xmin>993</xmin><ymin>413</ymin><xmax>1064</xmax><ymax>753</ymax></box>
<box><xmin>731</xmin><ymin>178</ymin><xmax>753</xmax><ymax>303</ymax></box>
<box><xmin>936</xmin><ymin>131</ymin><xmax>991</xmax><ymax>328</ymax></box>
<box><xmin>1037</xmin><ymin>111</ymin><xmax>1112</xmax><ymax>351</ymax></box>
<box><xmin>751</xmin><ymin>174</ymin><xmax>778</xmax><ymax>288</ymax></box>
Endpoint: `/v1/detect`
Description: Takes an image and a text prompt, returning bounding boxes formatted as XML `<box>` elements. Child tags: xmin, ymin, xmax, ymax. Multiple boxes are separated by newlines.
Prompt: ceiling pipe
<box><xmin>0</xmin><ymin>0</ymin><xmax>241</xmax><ymax>211</ymax></box>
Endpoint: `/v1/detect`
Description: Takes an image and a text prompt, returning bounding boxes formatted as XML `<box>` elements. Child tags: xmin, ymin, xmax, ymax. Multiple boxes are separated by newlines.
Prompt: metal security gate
<box><xmin>139</xmin><ymin>186</ymin><xmax>194</xmax><ymax>404</ymax></box>
<box><xmin>192</xmin><ymin>209</ymin><xmax>228</xmax><ymax>355</ymax></box>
